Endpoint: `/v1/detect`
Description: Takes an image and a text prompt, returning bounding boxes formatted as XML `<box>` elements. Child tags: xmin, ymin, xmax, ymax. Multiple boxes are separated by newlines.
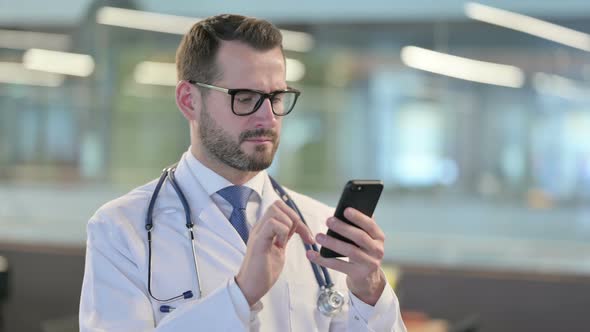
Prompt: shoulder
<box><xmin>87</xmin><ymin>179</ymin><xmax>159</xmax><ymax>237</ymax></box>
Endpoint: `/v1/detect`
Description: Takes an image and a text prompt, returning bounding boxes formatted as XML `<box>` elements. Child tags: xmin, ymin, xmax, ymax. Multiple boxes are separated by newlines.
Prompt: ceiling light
<box><xmin>23</xmin><ymin>49</ymin><xmax>95</xmax><ymax>77</ymax></box>
<box><xmin>281</xmin><ymin>30</ymin><xmax>314</xmax><ymax>52</ymax></box>
<box><xmin>97</xmin><ymin>6</ymin><xmax>198</xmax><ymax>35</ymax></box>
<box><xmin>96</xmin><ymin>7</ymin><xmax>314</xmax><ymax>52</ymax></box>
<box><xmin>465</xmin><ymin>2</ymin><xmax>590</xmax><ymax>52</ymax></box>
<box><xmin>286</xmin><ymin>58</ymin><xmax>306</xmax><ymax>82</ymax></box>
<box><xmin>401</xmin><ymin>46</ymin><xmax>524</xmax><ymax>88</ymax></box>
<box><xmin>134</xmin><ymin>61</ymin><xmax>177</xmax><ymax>86</ymax></box>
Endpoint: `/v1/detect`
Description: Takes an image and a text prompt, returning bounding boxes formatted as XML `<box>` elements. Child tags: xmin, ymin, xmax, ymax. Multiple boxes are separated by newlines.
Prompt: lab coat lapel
<box><xmin>199</xmin><ymin>201</ymin><xmax>247</xmax><ymax>254</ymax></box>
<box><xmin>260</xmin><ymin>174</ymin><xmax>281</xmax><ymax>218</ymax></box>
<box><xmin>173</xmin><ymin>154</ymin><xmax>247</xmax><ymax>255</ymax></box>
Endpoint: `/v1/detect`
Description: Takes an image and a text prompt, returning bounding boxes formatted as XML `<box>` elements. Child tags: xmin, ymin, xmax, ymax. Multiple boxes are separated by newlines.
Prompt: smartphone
<box><xmin>320</xmin><ymin>180</ymin><xmax>384</xmax><ymax>258</ymax></box>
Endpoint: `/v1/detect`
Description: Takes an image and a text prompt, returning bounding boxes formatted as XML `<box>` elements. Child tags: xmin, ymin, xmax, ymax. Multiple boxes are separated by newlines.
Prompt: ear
<box><xmin>176</xmin><ymin>80</ymin><xmax>200</xmax><ymax>121</ymax></box>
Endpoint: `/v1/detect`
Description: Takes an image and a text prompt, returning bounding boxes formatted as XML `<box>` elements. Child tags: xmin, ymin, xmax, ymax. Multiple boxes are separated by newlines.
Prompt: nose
<box><xmin>252</xmin><ymin>97</ymin><xmax>276</xmax><ymax>126</ymax></box>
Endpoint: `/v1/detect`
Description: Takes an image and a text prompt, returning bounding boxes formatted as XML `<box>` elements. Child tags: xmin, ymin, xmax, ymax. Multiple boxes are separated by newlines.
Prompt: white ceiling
<box><xmin>1</xmin><ymin>0</ymin><xmax>589</xmax><ymax>26</ymax></box>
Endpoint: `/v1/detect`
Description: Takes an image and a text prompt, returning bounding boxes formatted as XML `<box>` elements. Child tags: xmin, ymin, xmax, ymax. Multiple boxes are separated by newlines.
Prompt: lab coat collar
<box><xmin>173</xmin><ymin>151</ymin><xmax>282</xmax><ymax>255</ymax></box>
<box><xmin>173</xmin><ymin>152</ymin><xmax>247</xmax><ymax>254</ymax></box>
<box><xmin>184</xmin><ymin>148</ymin><xmax>266</xmax><ymax>203</ymax></box>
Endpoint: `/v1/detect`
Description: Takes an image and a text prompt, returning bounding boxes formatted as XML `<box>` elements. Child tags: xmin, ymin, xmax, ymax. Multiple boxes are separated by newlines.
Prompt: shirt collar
<box><xmin>184</xmin><ymin>147</ymin><xmax>266</xmax><ymax>200</ymax></box>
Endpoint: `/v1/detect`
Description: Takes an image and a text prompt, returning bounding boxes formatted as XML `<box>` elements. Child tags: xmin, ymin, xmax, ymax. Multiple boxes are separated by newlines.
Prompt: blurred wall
<box><xmin>1</xmin><ymin>1</ymin><xmax>590</xmax><ymax>331</ymax></box>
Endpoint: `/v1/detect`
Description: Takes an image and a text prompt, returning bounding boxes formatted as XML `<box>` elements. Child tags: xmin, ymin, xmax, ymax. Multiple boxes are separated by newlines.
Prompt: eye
<box><xmin>236</xmin><ymin>96</ymin><xmax>253</xmax><ymax>103</ymax></box>
<box><xmin>235</xmin><ymin>91</ymin><xmax>258</xmax><ymax>104</ymax></box>
<box><xmin>271</xmin><ymin>94</ymin><xmax>284</xmax><ymax>104</ymax></box>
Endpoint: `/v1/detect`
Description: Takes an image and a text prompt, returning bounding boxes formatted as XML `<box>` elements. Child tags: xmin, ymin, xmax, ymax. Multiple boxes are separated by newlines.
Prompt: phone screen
<box><xmin>320</xmin><ymin>180</ymin><xmax>383</xmax><ymax>258</ymax></box>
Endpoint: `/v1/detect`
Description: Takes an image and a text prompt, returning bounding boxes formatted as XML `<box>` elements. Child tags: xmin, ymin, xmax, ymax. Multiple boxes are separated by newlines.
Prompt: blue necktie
<box><xmin>217</xmin><ymin>186</ymin><xmax>252</xmax><ymax>244</ymax></box>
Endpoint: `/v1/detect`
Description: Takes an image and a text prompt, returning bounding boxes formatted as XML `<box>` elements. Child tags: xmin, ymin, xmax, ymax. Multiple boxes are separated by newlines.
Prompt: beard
<box><xmin>198</xmin><ymin>105</ymin><xmax>279</xmax><ymax>172</ymax></box>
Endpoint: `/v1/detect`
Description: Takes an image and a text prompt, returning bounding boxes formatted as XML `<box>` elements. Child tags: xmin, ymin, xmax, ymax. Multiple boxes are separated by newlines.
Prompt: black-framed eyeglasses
<box><xmin>188</xmin><ymin>80</ymin><xmax>301</xmax><ymax>116</ymax></box>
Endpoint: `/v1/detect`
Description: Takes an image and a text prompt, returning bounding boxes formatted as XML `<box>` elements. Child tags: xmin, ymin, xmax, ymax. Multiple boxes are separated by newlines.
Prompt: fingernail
<box><xmin>308</xmin><ymin>231</ymin><xmax>316</xmax><ymax>243</ymax></box>
<box><xmin>316</xmin><ymin>233</ymin><xmax>326</xmax><ymax>243</ymax></box>
<box><xmin>306</xmin><ymin>250</ymin><xmax>318</xmax><ymax>260</ymax></box>
<box><xmin>345</xmin><ymin>208</ymin><xmax>355</xmax><ymax>218</ymax></box>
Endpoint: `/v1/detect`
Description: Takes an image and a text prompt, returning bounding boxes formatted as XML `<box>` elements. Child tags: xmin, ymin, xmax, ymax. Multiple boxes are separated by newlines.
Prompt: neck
<box><xmin>190</xmin><ymin>145</ymin><xmax>259</xmax><ymax>186</ymax></box>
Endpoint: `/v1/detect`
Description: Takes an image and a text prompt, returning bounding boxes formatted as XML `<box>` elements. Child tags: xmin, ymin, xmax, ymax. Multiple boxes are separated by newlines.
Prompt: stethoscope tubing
<box><xmin>267</xmin><ymin>176</ymin><xmax>334</xmax><ymax>288</ymax></box>
<box><xmin>145</xmin><ymin>165</ymin><xmax>335</xmax><ymax>305</ymax></box>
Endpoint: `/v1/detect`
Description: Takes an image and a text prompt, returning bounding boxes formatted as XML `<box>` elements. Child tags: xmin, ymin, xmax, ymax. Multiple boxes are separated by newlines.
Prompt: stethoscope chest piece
<box><xmin>317</xmin><ymin>287</ymin><xmax>345</xmax><ymax>317</ymax></box>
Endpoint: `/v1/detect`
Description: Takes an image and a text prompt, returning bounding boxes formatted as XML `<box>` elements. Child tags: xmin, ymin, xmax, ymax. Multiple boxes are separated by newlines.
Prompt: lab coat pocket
<box><xmin>287</xmin><ymin>281</ymin><xmax>331</xmax><ymax>332</ymax></box>
<box><xmin>152</xmin><ymin>296</ymin><xmax>195</xmax><ymax>324</ymax></box>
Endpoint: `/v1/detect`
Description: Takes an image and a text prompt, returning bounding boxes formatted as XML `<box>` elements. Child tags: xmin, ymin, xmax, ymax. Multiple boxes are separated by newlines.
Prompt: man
<box><xmin>80</xmin><ymin>14</ymin><xmax>406</xmax><ymax>331</ymax></box>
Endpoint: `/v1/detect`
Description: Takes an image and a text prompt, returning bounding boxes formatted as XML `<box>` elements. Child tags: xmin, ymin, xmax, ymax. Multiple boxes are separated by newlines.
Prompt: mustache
<box><xmin>240</xmin><ymin>128</ymin><xmax>278</xmax><ymax>142</ymax></box>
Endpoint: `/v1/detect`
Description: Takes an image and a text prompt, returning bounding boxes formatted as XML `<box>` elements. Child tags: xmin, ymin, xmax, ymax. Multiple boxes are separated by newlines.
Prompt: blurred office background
<box><xmin>1</xmin><ymin>0</ymin><xmax>590</xmax><ymax>331</ymax></box>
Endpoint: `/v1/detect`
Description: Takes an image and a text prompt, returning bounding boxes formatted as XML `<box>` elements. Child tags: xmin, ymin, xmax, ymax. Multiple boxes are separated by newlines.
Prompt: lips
<box><xmin>240</xmin><ymin>129</ymin><xmax>277</xmax><ymax>143</ymax></box>
<box><xmin>244</xmin><ymin>137</ymin><xmax>273</xmax><ymax>143</ymax></box>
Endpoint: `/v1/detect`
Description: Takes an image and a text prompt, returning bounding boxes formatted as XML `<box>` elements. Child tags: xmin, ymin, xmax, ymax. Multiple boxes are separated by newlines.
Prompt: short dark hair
<box><xmin>176</xmin><ymin>14</ymin><xmax>283</xmax><ymax>84</ymax></box>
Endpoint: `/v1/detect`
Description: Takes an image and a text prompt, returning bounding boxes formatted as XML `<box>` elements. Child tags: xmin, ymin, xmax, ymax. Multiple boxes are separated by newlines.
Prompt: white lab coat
<box><xmin>79</xmin><ymin>153</ymin><xmax>406</xmax><ymax>331</ymax></box>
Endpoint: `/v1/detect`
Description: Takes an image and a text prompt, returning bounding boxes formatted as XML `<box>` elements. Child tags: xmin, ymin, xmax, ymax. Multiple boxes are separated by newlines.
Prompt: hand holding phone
<box><xmin>319</xmin><ymin>180</ymin><xmax>383</xmax><ymax>258</ymax></box>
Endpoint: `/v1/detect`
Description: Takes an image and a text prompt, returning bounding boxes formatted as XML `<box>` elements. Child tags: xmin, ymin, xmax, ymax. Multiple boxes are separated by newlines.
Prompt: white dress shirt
<box><xmin>185</xmin><ymin>150</ymin><xmax>266</xmax><ymax>230</ymax></box>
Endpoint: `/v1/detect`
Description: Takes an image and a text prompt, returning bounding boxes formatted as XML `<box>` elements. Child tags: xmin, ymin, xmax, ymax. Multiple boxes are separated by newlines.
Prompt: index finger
<box><xmin>343</xmin><ymin>207</ymin><xmax>385</xmax><ymax>241</ymax></box>
<box><xmin>276</xmin><ymin>200</ymin><xmax>315</xmax><ymax>245</ymax></box>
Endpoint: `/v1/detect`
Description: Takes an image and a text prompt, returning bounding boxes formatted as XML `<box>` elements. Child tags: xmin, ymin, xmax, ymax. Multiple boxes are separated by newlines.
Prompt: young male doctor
<box><xmin>79</xmin><ymin>14</ymin><xmax>406</xmax><ymax>332</ymax></box>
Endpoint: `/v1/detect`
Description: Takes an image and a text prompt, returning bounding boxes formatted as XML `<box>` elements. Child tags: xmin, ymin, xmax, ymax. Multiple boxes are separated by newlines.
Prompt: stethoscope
<box><xmin>145</xmin><ymin>164</ymin><xmax>345</xmax><ymax>317</ymax></box>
